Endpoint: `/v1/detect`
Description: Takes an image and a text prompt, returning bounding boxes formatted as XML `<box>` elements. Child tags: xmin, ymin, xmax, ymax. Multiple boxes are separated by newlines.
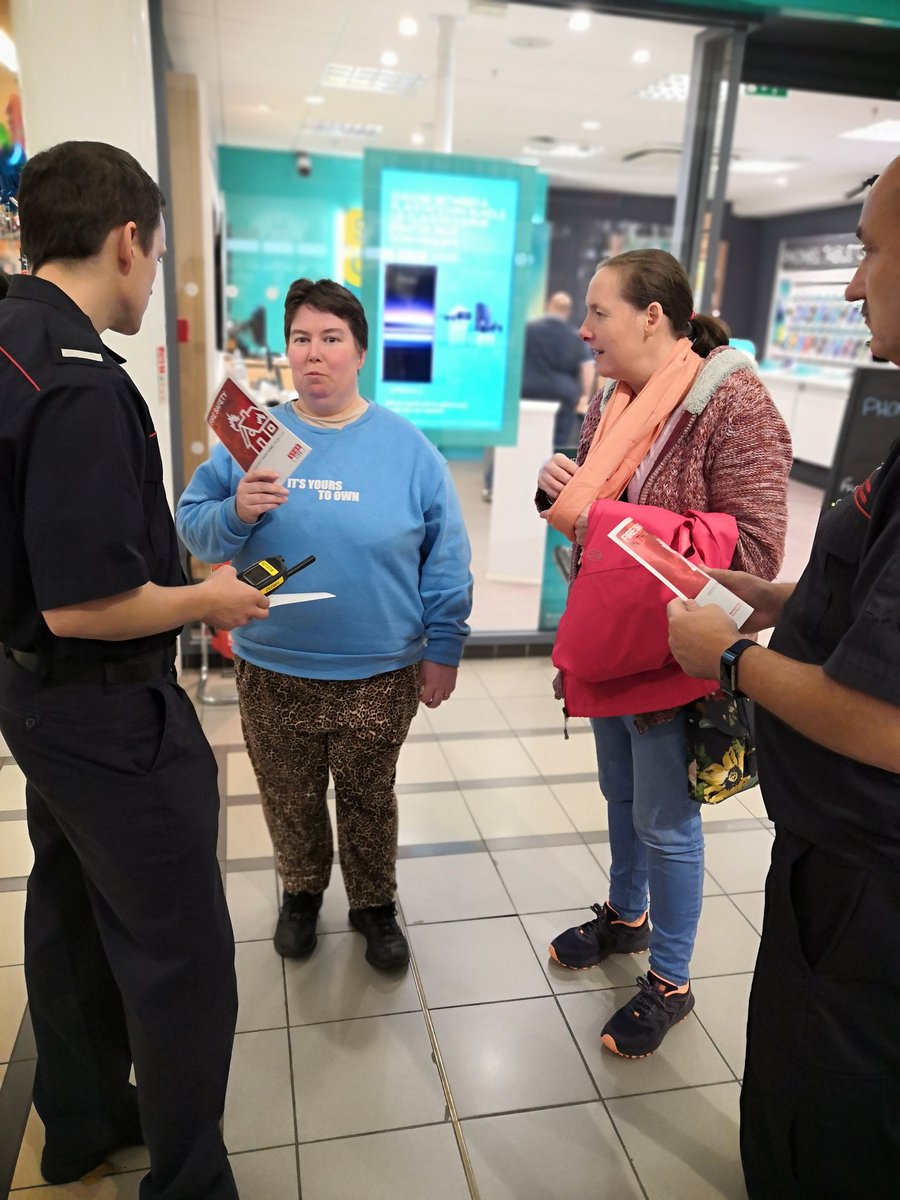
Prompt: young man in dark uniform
<box><xmin>666</xmin><ymin>157</ymin><xmax>900</xmax><ymax>1197</ymax></box>
<box><xmin>0</xmin><ymin>141</ymin><xmax>269</xmax><ymax>1198</ymax></box>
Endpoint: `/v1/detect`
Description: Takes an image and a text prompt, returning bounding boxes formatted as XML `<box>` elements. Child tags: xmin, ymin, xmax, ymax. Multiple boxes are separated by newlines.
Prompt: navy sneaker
<box><xmin>601</xmin><ymin>971</ymin><xmax>695</xmax><ymax>1058</ymax></box>
<box><xmin>349</xmin><ymin>902</ymin><xmax>410</xmax><ymax>970</ymax></box>
<box><xmin>274</xmin><ymin>890</ymin><xmax>322</xmax><ymax>958</ymax></box>
<box><xmin>548</xmin><ymin>902</ymin><xmax>650</xmax><ymax>969</ymax></box>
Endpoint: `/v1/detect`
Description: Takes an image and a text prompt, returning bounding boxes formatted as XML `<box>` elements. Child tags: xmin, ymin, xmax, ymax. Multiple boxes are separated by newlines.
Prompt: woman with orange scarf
<box><xmin>536</xmin><ymin>250</ymin><xmax>792</xmax><ymax>1059</ymax></box>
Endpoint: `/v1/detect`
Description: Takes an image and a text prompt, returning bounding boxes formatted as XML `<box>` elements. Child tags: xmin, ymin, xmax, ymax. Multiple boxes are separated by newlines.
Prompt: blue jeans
<box><xmin>592</xmin><ymin>712</ymin><xmax>704</xmax><ymax>985</ymax></box>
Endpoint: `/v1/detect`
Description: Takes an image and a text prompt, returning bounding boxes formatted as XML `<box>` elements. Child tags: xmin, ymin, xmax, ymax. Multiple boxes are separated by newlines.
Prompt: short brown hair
<box><xmin>19</xmin><ymin>141</ymin><xmax>164</xmax><ymax>272</ymax></box>
<box><xmin>603</xmin><ymin>248</ymin><xmax>730</xmax><ymax>358</ymax></box>
<box><xmin>283</xmin><ymin>278</ymin><xmax>368</xmax><ymax>352</ymax></box>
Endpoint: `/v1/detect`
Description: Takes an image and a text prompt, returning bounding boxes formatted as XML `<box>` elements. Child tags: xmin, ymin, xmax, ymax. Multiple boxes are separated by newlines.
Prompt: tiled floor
<box><xmin>0</xmin><ymin>478</ymin><xmax>823</xmax><ymax>1199</ymax></box>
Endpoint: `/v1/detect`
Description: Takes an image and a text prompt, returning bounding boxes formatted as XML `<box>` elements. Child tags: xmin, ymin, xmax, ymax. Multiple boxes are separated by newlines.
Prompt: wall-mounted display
<box><xmin>765</xmin><ymin>233</ymin><xmax>868</xmax><ymax>370</ymax></box>
<box><xmin>361</xmin><ymin>149</ymin><xmax>540</xmax><ymax>448</ymax></box>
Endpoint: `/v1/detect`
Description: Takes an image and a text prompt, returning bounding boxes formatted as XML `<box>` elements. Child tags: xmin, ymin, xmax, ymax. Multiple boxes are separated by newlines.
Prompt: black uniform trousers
<box><xmin>741</xmin><ymin>827</ymin><xmax>900</xmax><ymax>1198</ymax></box>
<box><xmin>0</xmin><ymin>655</ymin><xmax>239</xmax><ymax>1200</ymax></box>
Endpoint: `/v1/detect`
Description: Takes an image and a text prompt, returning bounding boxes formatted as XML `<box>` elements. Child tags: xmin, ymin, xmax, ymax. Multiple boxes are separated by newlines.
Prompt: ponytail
<box><xmin>689</xmin><ymin>312</ymin><xmax>730</xmax><ymax>358</ymax></box>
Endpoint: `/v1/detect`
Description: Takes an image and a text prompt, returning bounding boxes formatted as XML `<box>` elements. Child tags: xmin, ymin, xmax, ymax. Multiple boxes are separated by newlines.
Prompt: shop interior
<box><xmin>155</xmin><ymin>0</ymin><xmax>900</xmax><ymax>639</ymax></box>
<box><xmin>1</xmin><ymin>3</ymin><xmax>900</xmax><ymax>1199</ymax></box>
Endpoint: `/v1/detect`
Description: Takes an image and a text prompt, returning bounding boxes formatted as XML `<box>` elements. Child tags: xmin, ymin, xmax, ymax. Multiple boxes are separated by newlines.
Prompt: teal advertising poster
<box><xmin>361</xmin><ymin>150</ymin><xmax>539</xmax><ymax>448</ymax></box>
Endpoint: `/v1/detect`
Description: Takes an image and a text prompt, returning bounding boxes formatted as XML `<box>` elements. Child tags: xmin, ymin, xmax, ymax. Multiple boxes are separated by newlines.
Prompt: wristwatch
<box><xmin>719</xmin><ymin>639</ymin><xmax>756</xmax><ymax>698</ymax></box>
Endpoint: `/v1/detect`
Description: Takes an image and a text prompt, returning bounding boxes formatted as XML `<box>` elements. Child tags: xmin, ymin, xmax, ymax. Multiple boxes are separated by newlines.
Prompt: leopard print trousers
<box><xmin>233</xmin><ymin>658</ymin><xmax>420</xmax><ymax>908</ymax></box>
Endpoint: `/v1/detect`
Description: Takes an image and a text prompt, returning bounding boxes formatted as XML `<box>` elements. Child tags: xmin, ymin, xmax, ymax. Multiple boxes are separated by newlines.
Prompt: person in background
<box><xmin>177</xmin><ymin>278</ymin><xmax>472</xmax><ymax>971</ymax></box>
<box><xmin>0</xmin><ymin>141</ymin><xmax>268</xmax><ymax>1198</ymax></box>
<box><xmin>536</xmin><ymin>249</ymin><xmax>792</xmax><ymax>1059</ymax></box>
<box><xmin>483</xmin><ymin>291</ymin><xmax>594</xmax><ymax>500</ymax></box>
<box><xmin>667</xmin><ymin>159</ymin><xmax>900</xmax><ymax>1197</ymax></box>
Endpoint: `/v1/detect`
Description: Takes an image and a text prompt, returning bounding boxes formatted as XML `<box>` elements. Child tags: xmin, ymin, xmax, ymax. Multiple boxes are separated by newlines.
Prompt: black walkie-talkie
<box><xmin>237</xmin><ymin>554</ymin><xmax>315</xmax><ymax>595</ymax></box>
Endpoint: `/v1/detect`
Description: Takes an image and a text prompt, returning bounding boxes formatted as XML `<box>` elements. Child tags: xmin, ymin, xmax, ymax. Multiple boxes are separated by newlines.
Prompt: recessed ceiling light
<box><xmin>304</xmin><ymin>121</ymin><xmax>383</xmax><ymax>139</ymax></box>
<box><xmin>840</xmin><ymin>119</ymin><xmax>900</xmax><ymax>142</ymax></box>
<box><xmin>398</xmin><ymin>16</ymin><xmax>418</xmax><ymax>37</ymax></box>
<box><xmin>581</xmin><ymin>119</ymin><xmax>601</xmax><ymax>131</ymax></box>
<box><xmin>305</xmin><ymin>94</ymin><xmax>325</xmax><ymax>106</ymax></box>
<box><xmin>774</xmin><ymin>176</ymin><xmax>789</xmax><ymax>187</ymax></box>
<box><xmin>568</xmin><ymin>10</ymin><xmax>591</xmax><ymax>33</ymax></box>
<box><xmin>638</xmin><ymin>73</ymin><xmax>690</xmax><ymax>102</ymax></box>
<box><xmin>632</xmin><ymin>49</ymin><xmax>651</xmax><ymax>64</ymax></box>
<box><xmin>730</xmin><ymin>159</ymin><xmax>801</xmax><ymax>175</ymax></box>
<box><xmin>411</xmin><ymin>131</ymin><xmax>425</xmax><ymax>146</ymax></box>
<box><xmin>509</xmin><ymin>35</ymin><xmax>553</xmax><ymax>49</ymax></box>
<box><xmin>381</xmin><ymin>50</ymin><xmax>398</xmax><ymax>67</ymax></box>
<box><xmin>256</xmin><ymin>103</ymin><xmax>272</xmax><ymax>114</ymax></box>
<box><xmin>523</xmin><ymin>140</ymin><xmax>603</xmax><ymax>159</ymax></box>
<box><xmin>321</xmin><ymin>63</ymin><xmax>423</xmax><ymax>96</ymax></box>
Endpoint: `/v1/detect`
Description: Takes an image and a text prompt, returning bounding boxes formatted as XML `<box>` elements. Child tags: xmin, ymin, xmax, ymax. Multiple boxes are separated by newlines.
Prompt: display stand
<box><xmin>486</xmin><ymin>399</ymin><xmax>558</xmax><ymax>597</ymax></box>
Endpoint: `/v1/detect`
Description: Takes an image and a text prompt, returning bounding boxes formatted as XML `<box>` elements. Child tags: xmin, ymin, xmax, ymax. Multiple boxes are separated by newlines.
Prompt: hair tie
<box><xmin>689</xmin><ymin>310</ymin><xmax>696</xmax><ymax>320</ymax></box>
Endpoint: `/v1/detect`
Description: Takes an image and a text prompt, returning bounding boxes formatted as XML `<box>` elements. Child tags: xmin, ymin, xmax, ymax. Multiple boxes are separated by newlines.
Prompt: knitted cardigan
<box><xmin>541</xmin><ymin>346</ymin><xmax>794</xmax><ymax>718</ymax></box>
<box><xmin>565</xmin><ymin>346</ymin><xmax>793</xmax><ymax>580</ymax></box>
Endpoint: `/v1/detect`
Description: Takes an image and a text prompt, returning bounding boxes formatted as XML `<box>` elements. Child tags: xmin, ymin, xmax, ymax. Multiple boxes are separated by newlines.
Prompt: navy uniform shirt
<box><xmin>0</xmin><ymin>275</ymin><xmax>183</xmax><ymax>668</ymax></box>
<box><xmin>757</xmin><ymin>438</ymin><xmax>900</xmax><ymax>868</ymax></box>
<box><xmin>520</xmin><ymin>314</ymin><xmax>593</xmax><ymax>408</ymax></box>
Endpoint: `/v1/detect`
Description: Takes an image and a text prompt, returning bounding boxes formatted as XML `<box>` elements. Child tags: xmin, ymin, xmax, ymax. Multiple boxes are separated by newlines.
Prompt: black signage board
<box><xmin>822</xmin><ymin>366</ymin><xmax>900</xmax><ymax>510</ymax></box>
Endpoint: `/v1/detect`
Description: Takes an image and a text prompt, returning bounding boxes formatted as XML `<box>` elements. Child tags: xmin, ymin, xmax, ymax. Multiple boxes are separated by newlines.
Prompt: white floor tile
<box><xmin>691</xmin><ymin>895</ymin><xmax>761</xmax><ymax>978</ymax></box>
<box><xmin>398</xmin><ymin>789</ymin><xmax>480</xmax><ymax>846</ymax></box>
<box><xmin>395</xmin><ymin>740</ymin><xmax>454</xmax><ymax>786</ymax></box>
<box><xmin>0</xmin><ymin>890</ymin><xmax>26</xmax><ymax>966</ymax></box>
<box><xmin>432</xmin><ymin>997</ymin><xmax>597</xmax><ymax>1118</ymax></box>
<box><xmin>703</xmin><ymin>830</ymin><xmax>775</xmax><ymax>894</ymax></box>
<box><xmin>550</xmin><ymin>780</ymin><xmax>606</xmax><ymax>832</ymax></box>
<box><xmin>226</xmin><ymin>868</ymin><xmax>279</xmax><ymax>942</ymax></box>
<box><xmin>425</xmin><ymin>696</ymin><xmax>510</xmax><ymax>735</ymax></box>
<box><xmin>290</xmin><ymin>1012</ymin><xmax>447</xmax><ymax>1142</ymax></box>
<box><xmin>463</xmin><ymin>1104</ymin><xmax>644</xmax><ymax>1200</ymax></box>
<box><xmin>226</xmin><ymin>749</ymin><xmax>258</xmax><ymax>796</ymax></box>
<box><xmin>462</xmin><ymin>783</ymin><xmax>575</xmax><ymax>839</ymax></box>
<box><xmin>298</xmin><ymin>1123</ymin><xmax>470</xmax><ymax>1200</ymax></box>
<box><xmin>235</xmin><ymin>940</ymin><xmax>288</xmax><ymax>1033</ymax></box>
<box><xmin>0</xmin><ymin>963</ymin><xmax>26</xmax><ymax>1063</ymax></box>
<box><xmin>518</xmin><ymin>731</ymin><xmax>599</xmax><ymax>777</ymax></box>
<box><xmin>225</xmin><ymin>803</ymin><xmax>273</xmax><ymax>861</ymax></box>
<box><xmin>224</xmin><ymin>1029</ymin><xmax>295</xmax><ymax>1153</ymax></box>
<box><xmin>0</xmin><ymin>763</ymin><xmax>26</xmax><ymax>810</ymax></box>
<box><xmin>0</xmin><ymin>819</ymin><xmax>33</xmax><ymax>879</ymax></box>
<box><xmin>692</xmin><ymin>973</ymin><xmax>752</xmax><ymax>1078</ymax></box>
<box><xmin>608</xmin><ymin>1082</ymin><xmax>748</xmax><ymax>1200</ymax></box>
<box><xmin>491</xmin><ymin>844</ymin><xmax>609</xmax><ymax>914</ymax></box>
<box><xmin>397</xmin><ymin>852</ymin><xmax>514</xmax><ymax>924</ymax></box>
<box><xmin>440</xmin><ymin>737</ymin><xmax>541</xmax><ymax>784</ymax></box>
<box><xmin>230</xmin><ymin>1145</ymin><xmax>299</xmax><ymax>1200</ymax></box>
<box><xmin>409</xmin><ymin>916</ymin><xmax>551</xmax><ymax>1008</ymax></box>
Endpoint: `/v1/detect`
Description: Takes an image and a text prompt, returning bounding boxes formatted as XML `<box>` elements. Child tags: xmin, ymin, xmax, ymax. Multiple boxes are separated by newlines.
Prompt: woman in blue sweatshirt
<box><xmin>177</xmin><ymin>279</ymin><xmax>472</xmax><ymax>970</ymax></box>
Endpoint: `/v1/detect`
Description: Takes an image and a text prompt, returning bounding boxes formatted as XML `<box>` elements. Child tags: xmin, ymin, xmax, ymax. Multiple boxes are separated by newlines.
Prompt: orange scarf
<box><xmin>546</xmin><ymin>337</ymin><xmax>703</xmax><ymax>541</ymax></box>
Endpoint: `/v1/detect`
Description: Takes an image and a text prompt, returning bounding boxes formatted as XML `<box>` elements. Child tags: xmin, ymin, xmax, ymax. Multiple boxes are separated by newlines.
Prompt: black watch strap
<box><xmin>720</xmin><ymin>638</ymin><xmax>756</xmax><ymax>697</ymax></box>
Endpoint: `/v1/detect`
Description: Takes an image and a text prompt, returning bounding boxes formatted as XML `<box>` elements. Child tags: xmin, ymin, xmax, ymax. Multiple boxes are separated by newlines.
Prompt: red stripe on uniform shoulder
<box><xmin>0</xmin><ymin>344</ymin><xmax>41</xmax><ymax>391</ymax></box>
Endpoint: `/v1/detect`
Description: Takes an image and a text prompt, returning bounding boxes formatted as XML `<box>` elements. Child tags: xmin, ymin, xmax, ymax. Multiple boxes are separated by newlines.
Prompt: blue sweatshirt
<box><xmin>176</xmin><ymin>401</ymin><xmax>473</xmax><ymax>680</ymax></box>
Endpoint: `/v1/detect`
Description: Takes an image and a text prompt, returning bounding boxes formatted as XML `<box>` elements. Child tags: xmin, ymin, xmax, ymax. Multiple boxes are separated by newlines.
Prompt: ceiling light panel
<box><xmin>638</xmin><ymin>73</ymin><xmax>689</xmax><ymax>102</ymax></box>
<box><xmin>303</xmin><ymin>121</ymin><xmax>383</xmax><ymax>139</ymax></box>
<box><xmin>840</xmin><ymin>119</ymin><xmax>900</xmax><ymax>142</ymax></box>
<box><xmin>321</xmin><ymin>63</ymin><xmax>424</xmax><ymax>96</ymax></box>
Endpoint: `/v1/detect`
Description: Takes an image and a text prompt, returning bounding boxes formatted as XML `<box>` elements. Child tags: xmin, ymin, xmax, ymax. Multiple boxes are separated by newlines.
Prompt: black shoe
<box><xmin>41</xmin><ymin>1109</ymin><xmax>144</xmax><ymax>1185</ymax></box>
<box><xmin>600</xmin><ymin>971</ymin><xmax>695</xmax><ymax>1058</ymax></box>
<box><xmin>348</xmin><ymin>902</ymin><xmax>410</xmax><ymax>970</ymax></box>
<box><xmin>548</xmin><ymin>902</ymin><xmax>650</xmax><ymax>969</ymax></box>
<box><xmin>274</xmin><ymin>890</ymin><xmax>322</xmax><ymax>958</ymax></box>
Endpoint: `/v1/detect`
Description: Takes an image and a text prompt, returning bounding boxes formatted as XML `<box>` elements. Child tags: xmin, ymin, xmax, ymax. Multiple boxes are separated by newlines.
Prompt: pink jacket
<box><xmin>553</xmin><ymin>499</ymin><xmax>738</xmax><ymax>717</ymax></box>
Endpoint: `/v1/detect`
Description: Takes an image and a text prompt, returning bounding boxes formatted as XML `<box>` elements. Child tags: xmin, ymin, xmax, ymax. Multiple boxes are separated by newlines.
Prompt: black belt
<box><xmin>6</xmin><ymin>644</ymin><xmax>176</xmax><ymax>686</ymax></box>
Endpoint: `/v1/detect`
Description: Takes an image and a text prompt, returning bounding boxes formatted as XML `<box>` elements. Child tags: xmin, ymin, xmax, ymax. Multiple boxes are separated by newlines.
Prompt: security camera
<box><xmin>295</xmin><ymin>151</ymin><xmax>312</xmax><ymax>177</ymax></box>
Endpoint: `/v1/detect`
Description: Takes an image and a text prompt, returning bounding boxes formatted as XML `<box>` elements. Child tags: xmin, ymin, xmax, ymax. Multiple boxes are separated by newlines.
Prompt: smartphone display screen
<box><xmin>382</xmin><ymin>263</ymin><xmax>437</xmax><ymax>383</ymax></box>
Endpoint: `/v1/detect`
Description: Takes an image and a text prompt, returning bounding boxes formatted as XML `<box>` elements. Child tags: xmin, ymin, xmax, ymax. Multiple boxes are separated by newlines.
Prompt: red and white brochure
<box><xmin>608</xmin><ymin>517</ymin><xmax>753</xmax><ymax>626</ymax></box>
<box><xmin>207</xmin><ymin>377</ymin><xmax>311</xmax><ymax>484</ymax></box>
